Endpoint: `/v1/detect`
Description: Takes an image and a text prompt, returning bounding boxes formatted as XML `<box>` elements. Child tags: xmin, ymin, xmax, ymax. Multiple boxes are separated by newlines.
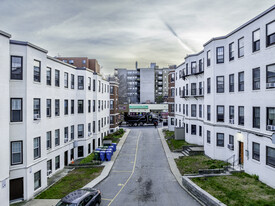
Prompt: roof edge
<box><xmin>10</xmin><ymin>40</ymin><xmax>48</xmax><ymax>53</ymax></box>
<box><xmin>0</xmin><ymin>30</ymin><xmax>11</xmax><ymax>38</ymax></box>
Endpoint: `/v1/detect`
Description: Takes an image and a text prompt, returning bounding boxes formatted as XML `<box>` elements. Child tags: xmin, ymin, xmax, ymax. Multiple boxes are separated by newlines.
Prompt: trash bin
<box><xmin>100</xmin><ymin>151</ymin><xmax>106</xmax><ymax>161</ymax></box>
<box><xmin>106</xmin><ymin>150</ymin><xmax>112</xmax><ymax>161</ymax></box>
<box><xmin>95</xmin><ymin>148</ymin><xmax>101</xmax><ymax>152</ymax></box>
<box><xmin>106</xmin><ymin>148</ymin><xmax>113</xmax><ymax>156</ymax></box>
<box><xmin>94</xmin><ymin>151</ymin><xmax>100</xmax><ymax>160</ymax></box>
<box><xmin>111</xmin><ymin>143</ymin><xmax>117</xmax><ymax>152</ymax></box>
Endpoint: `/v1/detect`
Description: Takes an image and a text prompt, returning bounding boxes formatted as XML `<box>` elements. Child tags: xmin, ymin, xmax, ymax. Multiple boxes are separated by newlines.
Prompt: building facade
<box><xmin>174</xmin><ymin>5</ymin><xmax>275</xmax><ymax>188</ymax></box>
<box><xmin>167</xmin><ymin>70</ymin><xmax>175</xmax><ymax>131</ymax></box>
<box><xmin>1</xmin><ymin>35</ymin><xmax>110</xmax><ymax>203</ymax></box>
<box><xmin>108</xmin><ymin>76</ymin><xmax>120</xmax><ymax>133</ymax></box>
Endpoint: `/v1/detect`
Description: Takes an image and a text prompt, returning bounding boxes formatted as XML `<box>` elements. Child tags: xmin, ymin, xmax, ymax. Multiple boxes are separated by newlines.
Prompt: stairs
<box><xmin>182</xmin><ymin>146</ymin><xmax>204</xmax><ymax>156</ymax></box>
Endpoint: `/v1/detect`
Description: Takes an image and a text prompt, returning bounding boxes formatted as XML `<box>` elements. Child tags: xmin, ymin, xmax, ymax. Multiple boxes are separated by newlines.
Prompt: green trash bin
<box><xmin>94</xmin><ymin>151</ymin><xmax>100</xmax><ymax>160</ymax></box>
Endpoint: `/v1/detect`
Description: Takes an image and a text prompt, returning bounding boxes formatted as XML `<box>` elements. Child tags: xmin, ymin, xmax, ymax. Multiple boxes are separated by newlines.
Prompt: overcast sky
<box><xmin>0</xmin><ymin>0</ymin><xmax>274</xmax><ymax>74</ymax></box>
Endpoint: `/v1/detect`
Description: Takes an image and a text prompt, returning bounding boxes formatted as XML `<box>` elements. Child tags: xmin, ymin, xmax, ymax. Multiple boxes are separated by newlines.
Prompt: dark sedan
<box><xmin>56</xmin><ymin>188</ymin><xmax>101</xmax><ymax>206</ymax></box>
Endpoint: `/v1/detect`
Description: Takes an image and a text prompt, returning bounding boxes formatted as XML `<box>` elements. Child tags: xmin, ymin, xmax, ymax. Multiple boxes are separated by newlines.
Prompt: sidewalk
<box><xmin>157</xmin><ymin>127</ymin><xmax>204</xmax><ymax>206</ymax></box>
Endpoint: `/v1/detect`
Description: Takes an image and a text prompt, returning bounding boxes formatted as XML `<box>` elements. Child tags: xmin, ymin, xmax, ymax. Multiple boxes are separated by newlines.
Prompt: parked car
<box><xmin>56</xmin><ymin>188</ymin><xmax>101</xmax><ymax>206</ymax></box>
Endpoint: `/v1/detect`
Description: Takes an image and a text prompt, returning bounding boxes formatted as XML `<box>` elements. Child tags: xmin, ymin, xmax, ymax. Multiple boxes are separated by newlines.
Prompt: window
<box><xmin>182</xmin><ymin>104</ymin><xmax>185</xmax><ymax>115</ymax></box>
<box><xmin>207</xmin><ymin>131</ymin><xmax>211</xmax><ymax>143</ymax></box>
<box><xmin>191</xmin><ymin>125</ymin><xmax>196</xmax><ymax>135</ymax></box>
<box><xmin>69</xmin><ymin>59</ymin><xmax>74</xmax><ymax>64</ymax></box>
<box><xmin>98</xmin><ymin>120</ymin><xmax>101</xmax><ymax>132</ymax></box>
<box><xmin>88</xmin><ymin>77</ymin><xmax>91</xmax><ymax>90</ymax></box>
<box><xmin>88</xmin><ymin>100</ymin><xmax>91</xmax><ymax>113</ymax></box>
<box><xmin>229</xmin><ymin>106</ymin><xmax>234</xmax><ymax>123</ymax></box>
<box><xmin>88</xmin><ymin>123</ymin><xmax>91</xmax><ymax>133</ymax></box>
<box><xmin>238</xmin><ymin>106</ymin><xmax>244</xmax><ymax>125</ymax></box>
<box><xmin>46</xmin><ymin>99</ymin><xmax>51</xmax><ymax>117</ymax></box>
<box><xmin>93</xmin><ymin>79</ymin><xmax>96</xmax><ymax>91</ymax></box>
<box><xmin>186</xmin><ymin>124</ymin><xmax>188</xmax><ymax>133</ymax></box>
<box><xmin>238</xmin><ymin>72</ymin><xmax>244</xmax><ymax>91</ymax></box>
<box><xmin>191</xmin><ymin>104</ymin><xmax>196</xmax><ymax>117</ymax></box>
<box><xmin>216</xmin><ymin>76</ymin><xmax>224</xmax><ymax>93</ymax></box>
<box><xmin>82</xmin><ymin>59</ymin><xmax>86</xmax><ymax>64</ymax></box>
<box><xmin>199</xmin><ymin>59</ymin><xmax>203</xmax><ymax>72</ymax></box>
<box><xmin>110</xmin><ymin>100</ymin><xmax>114</xmax><ymax>109</ymax></box>
<box><xmin>78</xmin><ymin>76</ymin><xmax>84</xmax><ymax>90</ymax></box>
<box><xmin>93</xmin><ymin>121</ymin><xmax>96</xmax><ymax>133</ymax></box>
<box><xmin>55</xmin><ymin>129</ymin><xmax>60</xmax><ymax>146</ymax></box>
<box><xmin>216</xmin><ymin>133</ymin><xmax>224</xmax><ymax>147</ymax></box>
<box><xmin>64</xmin><ymin>127</ymin><xmax>68</xmax><ymax>143</ymax></box>
<box><xmin>229</xmin><ymin>74</ymin><xmax>234</xmax><ymax>92</ymax></box>
<box><xmin>71</xmin><ymin>125</ymin><xmax>74</xmax><ymax>140</ymax></box>
<box><xmin>55</xmin><ymin>70</ymin><xmax>60</xmax><ymax>87</ymax></box>
<box><xmin>33</xmin><ymin>98</ymin><xmax>40</xmax><ymax>120</ymax></box>
<box><xmin>11</xmin><ymin>56</ymin><xmax>23</xmax><ymax>80</ymax></box>
<box><xmin>199</xmin><ymin>126</ymin><xmax>202</xmax><ymax>136</ymax></box>
<box><xmin>71</xmin><ymin>100</ymin><xmax>74</xmax><ymax>114</ymax></box>
<box><xmin>207</xmin><ymin>50</ymin><xmax>211</xmax><ymax>66</ymax></box>
<box><xmin>207</xmin><ymin>78</ymin><xmax>211</xmax><ymax>93</ymax></box>
<box><xmin>253</xmin><ymin>107</ymin><xmax>260</xmax><ymax>128</ymax></box>
<box><xmin>11</xmin><ymin>98</ymin><xmax>23</xmax><ymax>122</ymax></box>
<box><xmin>191</xmin><ymin>62</ymin><xmax>197</xmax><ymax>74</ymax></box>
<box><xmin>33</xmin><ymin>60</ymin><xmax>41</xmax><ymax>82</ymax></box>
<box><xmin>34</xmin><ymin>171</ymin><xmax>41</xmax><ymax>190</ymax></box>
<box><xmin>186</xmin><ymin>104</ymin><xmax>188</xmax><ymax>116</ymax></box>
<box><xmin>78</xmin><ymin>124</ymin><xmax>84</xmax><ymax>138</ymax></box>
<box><xmin>266</xmin><ymin>64</ymin><xmax>275</xmax><ymax>88</ymax></box>
<box><xmin>64</xmin><ymin>100</ymin><xmax>68</xmax><ymax>115</ymax></box>
<box><xmin>252</xmin><ymin>29</ymin><xmax>260</xmax><ymax>52</ymax></box>
<box><xmin>46</xmin><ymin>67</ymin><xmax>51</xmax><ymax>85</ymax></box>
<box><xmin>55</xmin><ymin>156</ymin><xmax>60</xmax><ymax>170</ymax></box>
<box><xmin>229</xmin><ymin>135</ymin><xmax>234</xmax><ymax>150</ymax></box>
<box><xmin>33</xmin><ymin>137</ymin><xmax>41</xmax><ymax>159</ymax></box>
<box><xmin>266</xmin><ymin>21</ymin><xmax>275</xmax><ymax>47</ymax></box>
<box><xmin>11</xmin><ymin>141</ymin><xmax>23</xmax><ymax>165</ymax></box>
<box><xmin>252</xmin><ymin>142</ymin><xmax>260</xmax><ymax>161</ymax></box>
<box><xmin>64</xmin><ymin>72</ymin><xmax>68</xmax><ymax>88</ymax></box>
<box><xmin>47</xmin><ymin>131</ymin><xmax>52</xmax><ymax>150</ymax></box>
<box><xmin>191</xmin><ymin>83</ymin><xmax>196</xmax><ymax>95</ymax></box>
<box><xmin>199</xmin><ymin>82</ymin><xmax>203</xmax><ymax>95</ymax></box>
<box><xmin>78</xmin><ymin>100</ymin><xmax>84</xmax><ymax>113</ymax></box>
<box><xmin>217</xmin><ymin>106</ymin><xmax>224</xmax><ymax>122</ymax></box>
<box><xmin>199</xmin><ymin>105</ymin><xmax>202</xmax><ymax>118</ymax></box>
<box><xmin>229</xmin><ymin>42</ymin><xmax>234</xmax><ymax>61</ymax></box>
<box><xmin>216</xmin><ymin>47</ymin><xmax>224</xmax><ymax>63</ymax></box>
<box><xmin>185</xmin><ymin>64</ymin><xmax>188</xmax><ymax>75</ymax></box>
<box><xmin>55</xmin><ymin>100</ymin><xmax>60</xmax><ymax>116</ymax></box>
<box><xmin>252</xmin><ymin>68</ymin><xmax>260</xmax><ymax>90</ymax></box>
<box><xmin>207</xmin><ymin>105</ymin><xmax>211</xmax><ymax>121</ymax></box>
<box><xmin>186</xmin><ymin>84</ymin><xmax>188</xmax><ymax>96</ymax></box>
<box><xmin>266</xmin><ymin>146</ymin><xmax>275</xmax><ymax>168</ymax></box>
<box><xmin>267</xmin><ymin>107</ymin><xmax>275</xmax><ymax>130</ymax></box>
<box><xmin>110</xmin><ymin>86</ymin><xmax>114</xmax><ymax>94</ymax></box>
<box><xmin>93</xmin><ymin>100</ymin><xmax>96</xmax><ymax>112</ymax></box>
<box><xmin>238</xmin><ymin>37</ymin><xmax>244</xmax><ymax>58</ymax></box>
<box><xmin>47</xmin><ymin>160</ymin><xmax>52</xmax><ymax>176</ymax></box>
<box><xmin>78</xmin><ymin>146</ymin><xmax>84</xmax><ymax>158</ymax></box>
<box><xmin>98</xmin><ymin>100</ymin><xmax>100</xmax><ymax>111</ymax></box>
<box><xmin>71</xmin><ymin>74</ymin><xmax>75</xmax><ymax>89</ymax></box>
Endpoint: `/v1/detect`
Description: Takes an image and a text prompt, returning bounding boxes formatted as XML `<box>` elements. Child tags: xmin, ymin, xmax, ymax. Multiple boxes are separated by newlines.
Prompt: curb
<box><xmin>83</xmin><ymin>129</ymin><xmax>131</xmax><ymax>188</ymax></box>
<box><xmin>157</xmin><ymin>128</ymin><xmax>205</xmax><ymax>206</ymax></box>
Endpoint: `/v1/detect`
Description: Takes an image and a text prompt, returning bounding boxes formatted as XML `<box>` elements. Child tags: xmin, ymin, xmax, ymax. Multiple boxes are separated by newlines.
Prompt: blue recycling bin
<box><xmin>106</xmin><ymin>150</ymin><xmax>112</xmax><ymax>161</ymax></box>
<box><xmin>111</xmin><ymin>143</ymin><xmax>117</xmax><ymax>152</ymax></box>
<box><xmin>108</xmin><ymin>146</ymin><xmax>115</xmax><ymax>153</ymax></box>
<box><xmin>96</xmin><ymin>148</ymin><xmax>101</xmax><ymax>152</ymax></box>
<box><xmin>106</xmin><ymin>148</ymin><xmax>113</xmax><ymax>156</ymax></box>
<box><xmin>100</xmin><ymin>151</ymin><xmax>106</xmax><ymax>161</ymax></box>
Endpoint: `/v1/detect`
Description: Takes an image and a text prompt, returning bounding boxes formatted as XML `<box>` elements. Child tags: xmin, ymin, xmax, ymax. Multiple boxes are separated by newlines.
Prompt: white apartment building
<box><xmin>0</xmin><ymin>34</ymin><xmax>110</xmax><ymax>204</ymax></box>
<box><xmin>175</xmin><ymin>5</ymin><xmax>275</xmax><ymax>188</ymax></box>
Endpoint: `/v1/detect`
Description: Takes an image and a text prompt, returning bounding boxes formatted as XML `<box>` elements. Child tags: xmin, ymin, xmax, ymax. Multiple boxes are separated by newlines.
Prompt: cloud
<box><xmin>0</xmin><ymin>0</ymin><xmax>274</xmax><ymax>74</ymax></box>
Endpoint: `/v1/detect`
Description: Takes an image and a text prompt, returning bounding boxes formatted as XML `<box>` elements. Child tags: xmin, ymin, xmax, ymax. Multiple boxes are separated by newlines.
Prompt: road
<box><xmin>96</xmin><ymin>126</ymin><xmax>200</xmax><ymax>206</ymax></box>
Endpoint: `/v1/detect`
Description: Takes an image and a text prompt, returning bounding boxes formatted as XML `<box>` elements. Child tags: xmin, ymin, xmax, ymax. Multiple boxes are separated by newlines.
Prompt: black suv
<box><xmin>56</xmin><ymin>188</ymin><xmax>101</xmax><ymax>206</ymax></box>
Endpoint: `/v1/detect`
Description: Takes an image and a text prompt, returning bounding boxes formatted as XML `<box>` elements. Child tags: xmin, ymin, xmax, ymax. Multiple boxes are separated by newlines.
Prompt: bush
<box><xmin>80</xmin><ymin>153</ymin><xmax>95</xmax><ymax>164</ymax></box>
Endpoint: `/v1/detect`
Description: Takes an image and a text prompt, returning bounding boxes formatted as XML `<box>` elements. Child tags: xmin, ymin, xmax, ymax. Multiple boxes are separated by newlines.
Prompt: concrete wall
<box><xmin>140</xmin><ymin>68</ymin><xmax>155</xmax><ymax>103</ymax></box>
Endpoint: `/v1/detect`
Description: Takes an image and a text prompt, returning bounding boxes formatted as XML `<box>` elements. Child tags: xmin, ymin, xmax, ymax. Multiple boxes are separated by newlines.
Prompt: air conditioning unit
<box><xmin>227</xmin><ymin>144</ymin><xmax>234</xmax><ymax>150</ymax></box>
<box><xmin>267</xmin><ymin>125</ymin><xmax>275</xmax><ymax>131</ymax></box>
<box><xmin>34</xmin><ymin>114</ymin><xmax>41</xmax><ymax>120</ymax></box>
<box><xmin>229</xmin><ymin>119</ymin><xmax>234</xmax><ymax>124</ymax></box>
<box><xmin>266</xmin><ymin>83</ymin><xmax>275</xmax><ymax>88</ymax></box>
<box><xmin>47</xmin><ymin>170</ymin><xmax>52</xmax><ymax>176</ymax></box>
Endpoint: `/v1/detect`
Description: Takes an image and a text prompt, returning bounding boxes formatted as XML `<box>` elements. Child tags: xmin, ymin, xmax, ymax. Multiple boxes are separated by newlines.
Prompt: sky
<box><xmin>0</xmin><ymin>0</ymin><xmax>274</xmax><ymax>74</ymax></box>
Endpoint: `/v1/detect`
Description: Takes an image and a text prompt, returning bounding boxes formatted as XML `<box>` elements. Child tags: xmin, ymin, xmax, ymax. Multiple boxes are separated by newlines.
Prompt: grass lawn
<box><xmin>163</xmin><ymin>129</ymin><xmax>192</xmax><ymax>151</ymax></box>
<box><xmin>175</xmin><ymin>155</ymin><xmax>229</xmax><ymax>175</ymax></box>
<box><xmin>192</xmin><ymin>172</ymin><xmax>275</xmax><ymax>206</ymax></box>
<box><xmin>104</xmin><ymin>128</ymin><xmax>125</xmax><ymax>143</ymax></box>
<box><xmin>36</xmin><ymin>167</ymin><xmax>103</xmax><ymax>199</ymax></box>
<box><xmin>79</xmin><ymin>153</ymin><xmax>95</xmax><ymax>164</ymax></box>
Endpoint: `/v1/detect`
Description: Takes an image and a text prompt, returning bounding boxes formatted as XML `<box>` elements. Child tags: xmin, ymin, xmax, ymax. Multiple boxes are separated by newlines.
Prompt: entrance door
<box><xmin>70</xmin><ymin>148</ymin><xmax>74</xmax><ymax>161</ymax></box>
<box><xmin>239</xmin><ymin>142</ymin><xmax>244</xmax><ymax>164</ymax></box>
<box><xmin>10</xmin><ymin>178</ymin><xmax>23</xmax><ymax>201</ymax></box>
<box><xmin>64</xmin><ymin>151</ymin><xmax>68</xmax><ymax>166</ymax></box>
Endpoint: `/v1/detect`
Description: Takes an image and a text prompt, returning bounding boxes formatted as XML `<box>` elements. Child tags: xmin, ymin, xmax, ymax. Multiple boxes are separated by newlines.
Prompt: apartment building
<box><xmin>174</xmin><ymin>5</ymin><xmax>275</xmax><ymax>188</ymax></box>
<box><xmin>0</xmin><ymin>35</ymin><xmax>110</xmax><ymax>203</ymax></box>
<box><xmin>108</xmin><ymin>76</ymin><xmax>120</xmax><ymax>133</ymax></box>
<box><xmin>167</xmin><ymin>70</ymin><xmax>175</xmax><ymax>131</ymax></box>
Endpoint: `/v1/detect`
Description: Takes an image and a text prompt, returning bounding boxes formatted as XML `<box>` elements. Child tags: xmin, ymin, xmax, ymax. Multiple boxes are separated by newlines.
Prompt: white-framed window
<box><xmin>11</xmin><ymin>141</ymin><xmax>23</xmax><ymax>165</ymax></box>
